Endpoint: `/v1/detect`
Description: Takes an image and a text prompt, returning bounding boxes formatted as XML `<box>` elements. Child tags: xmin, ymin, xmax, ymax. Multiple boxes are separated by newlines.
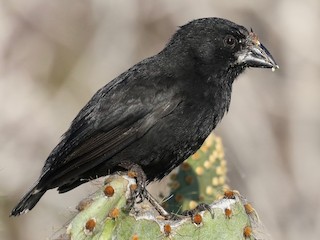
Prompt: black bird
<box><xmin>11</xmin><ymin>17</ymin><xmax>278</xmax><ymax>216</ymax></box>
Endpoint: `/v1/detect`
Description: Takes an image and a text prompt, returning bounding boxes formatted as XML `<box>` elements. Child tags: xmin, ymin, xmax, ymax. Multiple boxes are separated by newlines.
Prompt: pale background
<box><xmin>1</xmin><ymin>0</ymin><xmax>319</xmax><ymax>239</ymax></box>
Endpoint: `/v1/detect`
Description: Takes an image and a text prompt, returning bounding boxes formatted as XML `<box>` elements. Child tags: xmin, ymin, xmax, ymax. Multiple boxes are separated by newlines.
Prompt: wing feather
<box><xmin>39</xmin><ymin>95</ymin><xmax>182</xmax><ymax>187</ymax></box>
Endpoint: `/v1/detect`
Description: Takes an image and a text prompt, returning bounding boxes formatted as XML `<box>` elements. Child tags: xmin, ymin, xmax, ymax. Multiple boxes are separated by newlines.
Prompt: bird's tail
<box><xmin>10</xmin><ymin>185</ymin><xmax>46</xmax><ymax>216</ymax></box>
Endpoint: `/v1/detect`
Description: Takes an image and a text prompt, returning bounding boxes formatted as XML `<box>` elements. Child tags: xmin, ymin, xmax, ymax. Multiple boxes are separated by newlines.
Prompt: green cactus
<box><xmin>164</xmin><ymin>133</ymin><xmax>228</xmax><ymax>213</ymax></box>
<box><xmin>59</xmin><ymin>134</ymin><xmax>265</xmax><ymax>240</ymax></box>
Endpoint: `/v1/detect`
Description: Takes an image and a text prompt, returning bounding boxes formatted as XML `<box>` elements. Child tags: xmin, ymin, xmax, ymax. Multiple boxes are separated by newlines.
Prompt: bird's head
<box><xmin>166</xmin><ymin>18</ymin><xmax>278</xmax><ymax>78</ymax></box>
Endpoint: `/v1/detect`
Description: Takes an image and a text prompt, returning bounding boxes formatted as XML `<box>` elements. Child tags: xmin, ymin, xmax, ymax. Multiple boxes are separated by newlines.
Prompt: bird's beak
<box><xmin>236</xmin><ymin>31</ymin><xmax>279</xmax><ymax>71</ymax></box>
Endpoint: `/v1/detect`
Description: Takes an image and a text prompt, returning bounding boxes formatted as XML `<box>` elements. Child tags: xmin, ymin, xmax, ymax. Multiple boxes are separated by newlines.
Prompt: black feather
<box><xmin>11</xmin><ymin>17</ymin><xmax>277</xmax><ymax>216</ymax></box>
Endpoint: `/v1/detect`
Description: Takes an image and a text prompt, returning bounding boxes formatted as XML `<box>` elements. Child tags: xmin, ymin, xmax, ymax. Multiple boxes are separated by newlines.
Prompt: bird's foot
<box><xmin>118</xmin><ymin>162</ymin><xmax>179</xmax><ymax>219</ymax></box>
<box><xmin>126</xmin><ymin>163</ymin><xmax>147</xmax><ymax>203</ymax></box>
<box><xmin>117</xmin><ymin>162</ymin><xmax>148</xmax><ymax>211</ymax></box>
<box><xmin>182</xmin><ymin>203</ymin><xmax>214</xmax><ymax>219</ymax></box>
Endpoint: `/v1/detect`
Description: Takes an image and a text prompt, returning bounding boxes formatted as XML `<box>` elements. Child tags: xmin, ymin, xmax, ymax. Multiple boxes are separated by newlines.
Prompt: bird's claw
<box><xmin>182</xmin><ymin>203</ymin><xmax>214</xmax><ymax>219</ymax></box>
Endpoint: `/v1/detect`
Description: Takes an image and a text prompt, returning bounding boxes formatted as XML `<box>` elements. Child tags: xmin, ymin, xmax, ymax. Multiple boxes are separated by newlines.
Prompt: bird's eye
<box><xmin>224</xmin><ymin>35</ymin><xmax>237</xmax><ymax>48</ymax></box>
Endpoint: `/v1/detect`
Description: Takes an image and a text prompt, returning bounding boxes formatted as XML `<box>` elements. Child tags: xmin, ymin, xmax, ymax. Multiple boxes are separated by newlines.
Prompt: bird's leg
<box><xmin>182</xmin><ymin>203</ymin><xmax>214</xmax><ymax>219</ymax></box>
<box><xmin>118</xmin><ymin>162</ymin><xmax>147</xmax><ymax>203</ymax></box>
<box><xmin>118</xmin><ymin>162</ymin><xmax>178</xmax><ymax>219</ymax></box>
<box><xmin>127</xmin><ymin>164</ymin><xmax>147</xmax><ymax>203</ymax></box>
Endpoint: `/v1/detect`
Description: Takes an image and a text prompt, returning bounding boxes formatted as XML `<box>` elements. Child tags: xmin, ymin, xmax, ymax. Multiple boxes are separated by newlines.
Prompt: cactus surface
<box><xmin>60</xmin><ymin>134</ymin><xmax>266</xmax><ymax>240</ymax></box>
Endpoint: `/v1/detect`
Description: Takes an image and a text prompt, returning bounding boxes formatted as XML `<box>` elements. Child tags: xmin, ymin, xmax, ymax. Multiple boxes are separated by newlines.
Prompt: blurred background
<box><xmin>1</xmin><ymin>0</ymin><xmax>319</xmax><ymax>239</ymax></box>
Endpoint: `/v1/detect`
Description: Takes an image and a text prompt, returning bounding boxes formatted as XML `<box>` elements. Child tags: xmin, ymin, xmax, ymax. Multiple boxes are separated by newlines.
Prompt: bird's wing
<box><xmin>39</xmin><ymin>89</ymin><xmax>181</xmax><ymax>186</ymax></box>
